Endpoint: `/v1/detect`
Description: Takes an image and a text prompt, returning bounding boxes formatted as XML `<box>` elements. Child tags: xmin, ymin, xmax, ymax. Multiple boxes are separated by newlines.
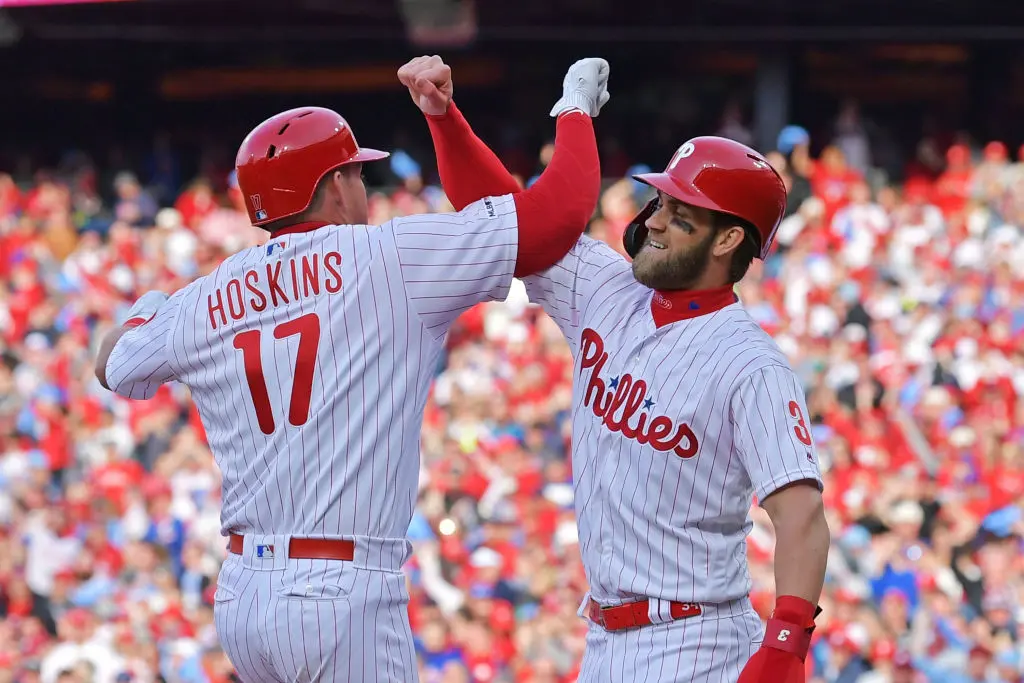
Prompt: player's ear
<box><xmin>712</xmin><ymin>224</ymin><xmax>746</xmax><ymax>257</ymax></box>
<box><xmin>322</xmin><ymin>170</ymin><xmax>346</xmax><ymax>203</ymax></box>
<box><xmin>330</xmin><ymin>169</ymin><xmax>345</xmax><ymax>191</ymax></box>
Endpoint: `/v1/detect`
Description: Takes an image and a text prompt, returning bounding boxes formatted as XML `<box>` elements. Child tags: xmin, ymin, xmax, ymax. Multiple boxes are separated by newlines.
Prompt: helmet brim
<box><xmin>350</xmin><ymin>148</ymin><xmax>390</xmax><ymax>163</ymax></box>
<box><xmin>631</xmin><ymin>172</ymin><xmax>725</xmax><ymax>216</ymax></box>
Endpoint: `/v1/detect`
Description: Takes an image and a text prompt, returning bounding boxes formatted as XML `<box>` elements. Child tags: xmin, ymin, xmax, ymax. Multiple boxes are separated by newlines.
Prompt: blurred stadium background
<box><xmin>1</xmin><ymin>1</ymin><xmax>1024</xmax><ymax>682</ymax></box>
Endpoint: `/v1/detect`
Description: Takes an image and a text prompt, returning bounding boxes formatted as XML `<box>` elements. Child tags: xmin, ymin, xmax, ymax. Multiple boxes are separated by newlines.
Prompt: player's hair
<box><xmin>711</xmin><ymin>211</ymin><xmax>760</xmax><ymax>283</ymax></box>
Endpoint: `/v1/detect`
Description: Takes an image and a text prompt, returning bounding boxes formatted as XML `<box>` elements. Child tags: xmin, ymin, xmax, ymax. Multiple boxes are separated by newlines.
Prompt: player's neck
<box><xmin>268</xmin><ymin>206</ymin><xmax>358</xmax><ymax>237</ymax></box>
<box><xmin>650</xmin><ymin>284</ymin><xmax>738</xmax><ymax>327</ymax></box>
<box><xmin>271</xmin><ymin>220</ymin><xmax>333</xmax><ymax>238</ymax></box>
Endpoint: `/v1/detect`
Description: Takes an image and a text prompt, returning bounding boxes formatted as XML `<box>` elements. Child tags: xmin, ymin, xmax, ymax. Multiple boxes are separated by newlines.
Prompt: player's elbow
<box><xmin>511</xmin><ymin>178</ymin><xmax>596</xmax><ymax>277</ymax></box>
<box><xmin>763</xmin><ymin>482</ymin><xmax>830</xmax><ymax>553</ymax></box>
<box><xmin>511</xmin><ymin>112</ymin><xmax>600</xmax><ymax>268</ymax></box>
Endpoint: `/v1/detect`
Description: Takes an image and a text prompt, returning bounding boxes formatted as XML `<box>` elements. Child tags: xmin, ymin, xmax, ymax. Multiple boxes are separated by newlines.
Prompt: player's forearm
<box><xmin>511</xmin><ymin>111</ymin><xmax>599</xmax><ymax>277</ymax></box>
<box><xmin>769</xmin><ymin>486</ymin><xmax>829</xmax><ymax>606</ymax></box>
<box><xmin>425</xmin><ymin>101</ymin><xmax>521</xmax><ymax>211</ymax></box>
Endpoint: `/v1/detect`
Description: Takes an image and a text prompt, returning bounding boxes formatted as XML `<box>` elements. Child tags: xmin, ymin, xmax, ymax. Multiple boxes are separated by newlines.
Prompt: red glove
<box><xmin>737</xmin><ymin>596</ymin><xmax>819</xmax><ymax>683</ymax></box>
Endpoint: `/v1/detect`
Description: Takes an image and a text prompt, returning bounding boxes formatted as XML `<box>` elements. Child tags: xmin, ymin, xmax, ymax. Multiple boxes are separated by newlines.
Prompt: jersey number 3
<box><xmin>787</xmin><ymin>400</ymin><xmax>813</xmax><ymax>446</ymax></box>
<box><xmin>233</xmin><ymin>313</ymin><xmax>321</xmax><ymax>435</ymax></box>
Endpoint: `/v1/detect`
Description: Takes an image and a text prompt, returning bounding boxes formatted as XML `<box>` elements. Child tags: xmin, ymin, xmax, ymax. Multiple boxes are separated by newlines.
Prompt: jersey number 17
<box><xmin>233</xmin><ymin>313</ymin><xmax>321</xmax><ymax>435</ymax></box>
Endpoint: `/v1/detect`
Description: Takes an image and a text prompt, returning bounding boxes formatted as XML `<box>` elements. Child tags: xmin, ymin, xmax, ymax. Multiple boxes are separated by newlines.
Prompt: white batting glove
<box><xmin>125</xmin><ymin>290</ymin><xmax>169</xmax><ymax>325</ymax></box>
<box><xmin>550</xmin><ymin>58</ymin><xmax>611</xmax><ymax>118</ymax></box>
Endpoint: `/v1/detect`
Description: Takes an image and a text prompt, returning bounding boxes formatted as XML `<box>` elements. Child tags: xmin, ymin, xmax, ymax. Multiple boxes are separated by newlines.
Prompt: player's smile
<box><xmin>631</xmin><ymin>193</ymin><xmax>718</xmax><ymax>290</ymax></box>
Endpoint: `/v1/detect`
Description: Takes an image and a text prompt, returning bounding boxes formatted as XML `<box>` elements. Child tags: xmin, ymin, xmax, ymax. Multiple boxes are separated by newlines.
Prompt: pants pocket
<box><xmin>275</xmin><ymin>564</ymin><xmax>359</xmax><ymax>601</ymax></box>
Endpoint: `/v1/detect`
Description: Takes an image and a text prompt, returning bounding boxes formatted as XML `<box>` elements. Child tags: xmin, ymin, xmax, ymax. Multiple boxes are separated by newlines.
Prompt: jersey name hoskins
<box><xmin>579</xmin><ymin>327</ymin><xmax>699</xmax><ymax>458</ymax></box>
<box><xmin>207</xmin><ymin>251</ymin><xmax>343</xmax><ymax>330</ymax></box>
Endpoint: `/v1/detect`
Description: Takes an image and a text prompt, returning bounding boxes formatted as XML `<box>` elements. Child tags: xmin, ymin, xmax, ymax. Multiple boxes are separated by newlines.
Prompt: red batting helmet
<box><xmin>235</xmin><ymin>107</ymin><xmax>389</xmax><ymax>227</ymax></box>
<box><xmin>623</xmin><ymin>136</ymin><xmax>787</xmax><ymax>260</ymax></box>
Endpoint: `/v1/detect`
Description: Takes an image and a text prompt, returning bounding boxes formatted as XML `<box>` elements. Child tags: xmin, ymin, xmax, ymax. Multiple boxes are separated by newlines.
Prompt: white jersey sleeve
<box><xmin>730</xmin><ymin>364</ymin><xmax>824</xmax><ymax>503</ymax></box>
<box><xmin>104</xmin><ymin>289</ymin><xmax>185</xmax><ymax>400</ymax></box>
<box><xmin>520</xmin><ymin>235</ymin><xmax>632</xmax><ymax>353</ymax></box>
<box><xmin>387</xmin><ymin>194</ymin><xmax>518</xmax><ymax>338</ymax></box>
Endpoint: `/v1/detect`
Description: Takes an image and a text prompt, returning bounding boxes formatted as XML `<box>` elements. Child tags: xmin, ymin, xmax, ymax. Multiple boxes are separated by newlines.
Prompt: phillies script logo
<box><xmin>579</xmin><ymin>328</ymin><xmax>699</xmax><ymax>459</ymax></box>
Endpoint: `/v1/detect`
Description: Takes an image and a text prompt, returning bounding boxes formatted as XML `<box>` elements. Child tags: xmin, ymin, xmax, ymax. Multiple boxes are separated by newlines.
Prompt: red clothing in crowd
<box><xmin>933</xmin><ymin>145</ymin><xmax>974</xmax><ymax>218</ymax></box>
<box><xmin>812</xmin><ymin>164</ymin><xmax>862</xmax><ymax>225</ymax></box>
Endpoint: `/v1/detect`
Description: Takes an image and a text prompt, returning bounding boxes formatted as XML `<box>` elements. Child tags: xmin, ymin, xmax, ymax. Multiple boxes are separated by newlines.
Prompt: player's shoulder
<box><xmin>718</xmin><ymin>304</ymin><xmax>797</xmax><ymax>379</ymax></box>
<box><xmin>389</xmin><ymin>194</ymin><xmax>518</xmax><ymax>234</ymax></box>
<box><xmin>564</xmin><ymin>235</ymin><xmax>633</xmax><ymax>285</ymax></box>
<box><xmin>575</xmin><ymin>234</ymin><xmax>627</xmax><ymax>264</ymax></box>
<box><xmin>199</xmin><ymin>247</ymin><xmax>260</xmax><ymax>286</ymax></box>
<box><xmin>179</xmin><ymin>243</ymin><xmax>274</xmax><ymax>299</ymax></box>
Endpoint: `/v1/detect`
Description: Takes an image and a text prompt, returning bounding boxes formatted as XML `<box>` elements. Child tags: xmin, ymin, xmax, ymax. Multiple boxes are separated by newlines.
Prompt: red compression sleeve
<box><xmin>426</xmin><ymin>102</ymin><xmax>521</xmax><ymax>211</ymax></box>
<box><xmin>511</xmin><ymin>111</ymin><xmax>599</xmax><ymax>276</ymax></box>
<box><xmin>425</xmin><ymin>104</ymin><xmax>599</xmax><ymax>278</ymax></box>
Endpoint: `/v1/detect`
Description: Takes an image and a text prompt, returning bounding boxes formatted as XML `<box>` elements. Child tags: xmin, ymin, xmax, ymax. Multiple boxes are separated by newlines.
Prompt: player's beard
<box><xmin>631</xmin><ymin>229</ymin><xmax>715</xmax><ymax>291</ymax></box>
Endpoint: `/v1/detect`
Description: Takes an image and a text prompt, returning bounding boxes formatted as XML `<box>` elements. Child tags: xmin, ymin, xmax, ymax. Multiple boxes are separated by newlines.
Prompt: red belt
<box><xmin>228</xmin><ymin>534</ymin><xmax>355</xmax><ymax>561</ymax></box>
<box><xmin>588</xmin><ymin>599</ymin><xmax>703</xmax><ymax>631</ymax></box>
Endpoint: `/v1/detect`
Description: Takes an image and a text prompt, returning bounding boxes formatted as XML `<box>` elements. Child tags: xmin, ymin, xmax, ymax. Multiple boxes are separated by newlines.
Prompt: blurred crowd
<box><xmin>0</xmin><ymin>111</ymin><xmax>1022</xmax><ymax>683</ymax></box>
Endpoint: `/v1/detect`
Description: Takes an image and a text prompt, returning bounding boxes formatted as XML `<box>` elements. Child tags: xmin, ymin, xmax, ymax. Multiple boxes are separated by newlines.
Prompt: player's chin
<box><xmin>631</xmin><ymin>253</ymin><xmax>663</xmax><ymax>289</ymax></box>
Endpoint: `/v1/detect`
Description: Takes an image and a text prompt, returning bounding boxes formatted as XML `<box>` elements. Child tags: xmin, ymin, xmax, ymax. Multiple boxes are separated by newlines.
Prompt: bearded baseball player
<box><xmin>411</xmin><ymin>60</ymin><xmax>829</xmax><ymax>683</ymax></box>
<box><xmin>94</xmin><ymin>56</ymin><xmax>610</xmax><ymax>682</ymax></box>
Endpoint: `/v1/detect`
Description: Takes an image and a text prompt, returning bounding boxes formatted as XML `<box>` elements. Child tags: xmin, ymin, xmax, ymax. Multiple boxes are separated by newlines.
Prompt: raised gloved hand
<box><xmin>737</xmin><ymin>596</ymin><xmax>820</xmax><ymax>683</ymax></box>
<box><xmin>397</xmin><ymin>55</ymin><xmax>453</xmax><ymax>117</ymax></box>
<box><xmin>550</xmin><ymin>58</ymin><xmax>611</xmax><ymax>118</ymax></box>
<box><xmin>125</xmin><ymin>290</ymin><xmax>169</xmax><ymax>326</ymax></box>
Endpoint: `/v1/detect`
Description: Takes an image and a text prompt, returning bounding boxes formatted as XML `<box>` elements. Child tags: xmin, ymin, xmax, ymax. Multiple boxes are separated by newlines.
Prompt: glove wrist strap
<box><xmin>550</xmin><ymin>91</ymin><xmax>595</xmax><ymax>118</ymax></box>
<box><xmin>762</xmin><ymin>617</ymin><xmax>812</xmax><ymax>661</ymax></box>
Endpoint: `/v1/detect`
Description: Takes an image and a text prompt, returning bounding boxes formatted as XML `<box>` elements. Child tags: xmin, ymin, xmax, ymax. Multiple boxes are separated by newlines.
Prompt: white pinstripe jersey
<box><xmin>522</xmin><ymin>236</ymin><xmax>823</xmax><ymax>605</ymax></box>
<box><xmin>105</xmin><ymin>195</ymin><xmax>518</xmax><ymax>539</ymax></box>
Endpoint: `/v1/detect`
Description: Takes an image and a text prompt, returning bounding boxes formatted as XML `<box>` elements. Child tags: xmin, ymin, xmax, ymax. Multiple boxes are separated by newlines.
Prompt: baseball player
<box><xmin>93</xmin><ymin>56</ymin><xmax>610</xmax><ymax>682</ymax></box>
<box><xmin>411</xmin><ymin>72</ymin><xmax>830</xmax><ymax>682</ymax></box>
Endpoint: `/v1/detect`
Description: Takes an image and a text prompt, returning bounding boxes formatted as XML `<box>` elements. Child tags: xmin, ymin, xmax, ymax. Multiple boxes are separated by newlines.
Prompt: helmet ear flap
<box><xmin>623</xmin><ymin>197</ymin><xmax>659</xmax><ymax>259</ymax></box>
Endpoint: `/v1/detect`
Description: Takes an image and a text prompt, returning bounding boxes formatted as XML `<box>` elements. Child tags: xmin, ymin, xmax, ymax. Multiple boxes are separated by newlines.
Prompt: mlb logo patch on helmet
<box><xmin>251</xmin><ymin>194</ymin><xmax>267</xmax><ymax>222</ymax></box>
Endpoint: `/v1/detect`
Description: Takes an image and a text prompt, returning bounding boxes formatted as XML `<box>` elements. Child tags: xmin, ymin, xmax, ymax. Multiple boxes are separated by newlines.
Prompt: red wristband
<box><xmin>124</xmin><ymin>316</ymin><xmax>152</xmax><ymax>328</ymax></box>
<box><xmin>763</xmin><ymin>617</ymin><xmax>812</xmax><ymax>660</ymax></box>
<box><xmin>762</xmin><ymin>595</ymin><xmax>819</xmax><ymax>661</ymax></box>
<box><xmin>772</xmin><ymin>595</ymin><xmax>818</xmax><ymax>629</ymax></box>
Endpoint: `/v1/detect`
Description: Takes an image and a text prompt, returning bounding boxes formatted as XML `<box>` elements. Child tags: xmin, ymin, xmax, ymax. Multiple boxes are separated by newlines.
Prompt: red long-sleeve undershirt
<box><xmin>426</xmin><ymin>102</ymin><xmax>598</xmax><ymax>277</ymax></box>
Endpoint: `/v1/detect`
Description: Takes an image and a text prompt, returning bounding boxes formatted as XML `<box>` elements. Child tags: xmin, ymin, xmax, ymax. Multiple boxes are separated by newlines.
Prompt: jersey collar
<box><xmin>650</xmin><ymin>285</ymin><xmax>738</xmax><ymax>328</ymax></box>
<box><xmin>269</xmin><ymin>221</ymin><xmax>332</xmax><ymax>238</ymax></box>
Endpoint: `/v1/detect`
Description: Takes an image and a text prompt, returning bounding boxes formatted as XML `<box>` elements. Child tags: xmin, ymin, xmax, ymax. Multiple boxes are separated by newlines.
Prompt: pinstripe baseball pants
<box><xmin>576</xmin><ymin>596</ymin><xmax>764</xmax><ymax>683</ymax></box>
<box><xmin>213</xmin><ymin>534</ymin><xmax>417</xmax><ymax>683</ymax></box>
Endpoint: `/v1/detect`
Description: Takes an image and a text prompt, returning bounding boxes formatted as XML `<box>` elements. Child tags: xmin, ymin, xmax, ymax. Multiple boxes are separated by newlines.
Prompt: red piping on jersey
<box><xmin>427</xmin><ymin>102</ymin><xmax>598</xmax><ymax>278</ymax></box>
<box><xmin>123</xmin><ymin>313</ymin><xmax>155</xmax><ymax>328</ymax></box>
<box><xmin>270</xmin><ymin>221</ymin><xmax>332</xmax><ymax>238</ymax></box>
<box><xmin>650</xmin><ymin>285</ymin><xmax>738</xmax><ymax>328</ymax></box>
